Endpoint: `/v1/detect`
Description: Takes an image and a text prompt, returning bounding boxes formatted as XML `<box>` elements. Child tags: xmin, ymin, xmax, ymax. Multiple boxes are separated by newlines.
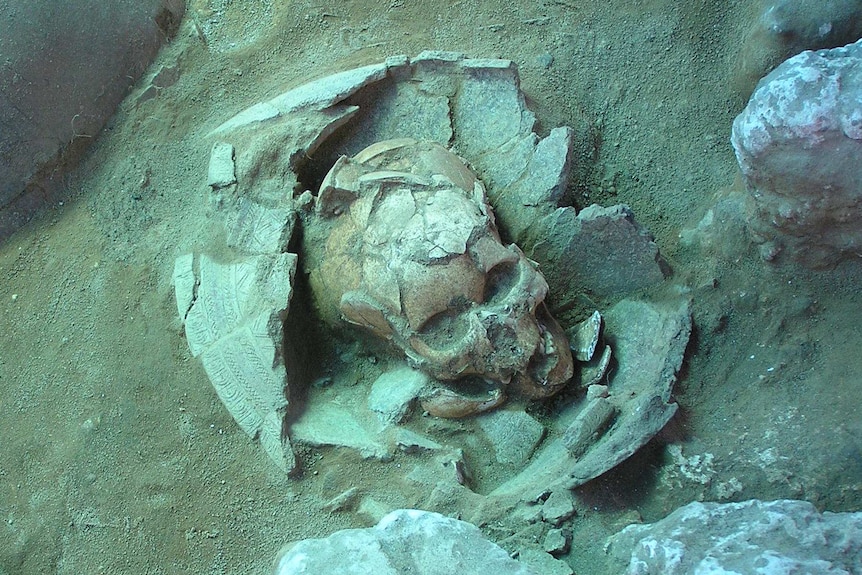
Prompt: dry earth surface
<box><xmin>2</xmin><ymin>0</ymin><xmax>861</xmax><ymax>573</ymax></box>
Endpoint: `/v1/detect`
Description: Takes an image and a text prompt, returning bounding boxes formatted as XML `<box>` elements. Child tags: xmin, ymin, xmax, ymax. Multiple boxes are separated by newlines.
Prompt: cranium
<box><xmin>306</xmin><ymin>138</ymin><xmax>573</xmax><ymax>406</ymax></box>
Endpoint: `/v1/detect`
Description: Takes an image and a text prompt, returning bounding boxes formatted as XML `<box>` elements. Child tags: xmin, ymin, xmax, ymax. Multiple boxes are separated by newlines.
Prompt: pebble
<box><xmin>537</xmin><ymin>53</ymin><xmax>554</xmax><ymax>68</ymax></box>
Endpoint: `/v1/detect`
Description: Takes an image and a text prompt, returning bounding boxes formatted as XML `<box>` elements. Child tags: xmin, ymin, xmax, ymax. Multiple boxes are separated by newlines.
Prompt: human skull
<box><xmin>306</xmin><ymin>138</ymin><xmax>573</xmax><ymax>399</ymax></box>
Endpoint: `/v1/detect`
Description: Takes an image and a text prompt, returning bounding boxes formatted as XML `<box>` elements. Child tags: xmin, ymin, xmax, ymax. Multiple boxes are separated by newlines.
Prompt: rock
<box><xmin>734</xmin><ymin>0</ymin><xmax>862</xmax><ymax>97</ymax></box>
<box><xmin>541</xmin><ymin>491</ymin><xmax>576</xmax><ymax>526</ymax></box>
<box><xmin>529</xmin><ymin>205</ymin><xmax>668</xmax><ymax>303</ymax></box>
<box><xmin>517</xmin><ymin>549</ymin><xmax>573</xmax><ymax>575</ymax></box>
<box><xmin>537</xmin><ymin>53</ymin><xmax>554</xmax><ymax>69</ymax></box>
<box><xmin>0</xmin><ymin>0</ymin><xmax>184</xmax><ymax>238</ymax></box>
<box><xmin>606</xmin><ymin>499</ymin><xmax>862</xmax><ymax>575</ymax></box>
<box><xmin>543</xmin><ymin>528</ymin><xmax>571</xmax><ymax>556</ymax></box>
<box><xmin>367</xmin><ymin>365</ymin><xmax>431</xmax><ymax>425</ymax></box>
<box><xmin>585</xmin><ymin>384</ymin><xmax>609</xmax><ymax>400</ymax></box>
<box><xmin>356</xmin><ymin>497</ymin><xmax>394</xmax><ymax>525</ymax></box>
<box><xmin>321</xmin><ymin>487</ymin><xmax>360</xmax><ymax>513</ymax></box>
<box><xmin>732</xmin><ymin>39</ymin><xmax>862</xmax><ymax>268</ymax></box>
<box><xmin>677</xmin><ymin>191</ymin><xmax>752</xmax><ymax>260</ymax></box>
<box><xmin>274</xmin><ymin>509</ymin><xmax>537</xmax><ymax>575</ymax></box>
<box><xmin>476</xmin><ymin>408</ymin><xmax>546</xmax><ymax>466</ymax></box>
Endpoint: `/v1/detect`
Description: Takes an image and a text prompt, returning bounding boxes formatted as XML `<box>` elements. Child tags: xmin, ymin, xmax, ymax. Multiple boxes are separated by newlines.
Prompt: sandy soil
<box><xmin>2</xmin><ymin>0</ymin><xmax>861</xmax><ymax>573</ymax></box>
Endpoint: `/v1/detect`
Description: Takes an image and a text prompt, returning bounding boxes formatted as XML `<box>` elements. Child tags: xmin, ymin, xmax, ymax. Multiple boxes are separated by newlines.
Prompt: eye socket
<box><xmin>483</xmin><ymin>260</ymin><xmax>520</xmax><ymax>304</ymax></box>
<box><xmin>416</xmin><ymin>308</ymin><xmax>469</xmax><ymax>350</ymax></box>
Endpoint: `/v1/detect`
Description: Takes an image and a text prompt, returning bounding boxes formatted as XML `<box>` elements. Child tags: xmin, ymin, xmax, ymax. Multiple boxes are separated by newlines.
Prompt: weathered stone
<box><xmin>732</xmin><ymin>38</ymin><xmax>862</xmax><ymax>267</ymax></box>
<box><xmin>543</xmin><ymin>528</ymin><xmax>571</xmax><ymax>556</ymax></box>
<box><xmin>541</xmin><ymin>491</ymin><xmax>576</xmax><ymax>526</ymax></box>
<box><xmin>274</xmin><ymin>509</ymin><xmax>538</xmax><ymax>575</ymax></box>
<box><xmin>0</xmin><ymin>0</ymin><xmax>184</xmax><ymax>237</ymax></box>
<box><xmin>517</xmin><ymin>549</ymin><xmax>573</xmax><ymax>575</ymax></box>
<box><xmin>476</xmin><ymin>408</ymin><xmax>546</xmax><ymax>466</ymax></box>
<box><xmin>322</xmin><ymin>487</ymin><xmax>359</xmax><ymax>513</ymax></box>
<box><xmin>368</xmin><ymin>366</ymin><xmax>430</xmax><ymax>425</ymax></box>
<box><xmin>585</xmin><ymin>384</ymin><xmax>609</xmax><ymax>400</ymax></box>
<box><xmin>606</xmin><ymin>499</ymin><xmax>862</xmax><ymax>575</ymax></box>
<box><xmin>529</xmin><ymin>205</ymin><xmax>667</xmax><ymax>303</ymax></box>
<box><xmin>734</xmin><ymin>0</ymin><xmax>862</xmax><ymax>96</ymax></box>
<box><xmin>356</xmin><ymin>496</ymin><xmax>393</xmax><ymax>524</ymax></box>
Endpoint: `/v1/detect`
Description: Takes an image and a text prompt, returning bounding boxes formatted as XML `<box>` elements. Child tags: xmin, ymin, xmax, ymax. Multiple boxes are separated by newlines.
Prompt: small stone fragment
<box><xmin>541</xmin><ymin>491</ymin><xmax>576</xmax><ymax>526</ymax></box>
<box><xmin>322</xmin><ymin>487</ymin><xmax>360</xmax><ymax>513</ymax></box>
<box><xmin>543</xmin><ymin>528</ymin><xmax>571</xmax><ymax>556</ymax></box>
<box><xmin>517</xmin><ymin>549</ymin><xmax>573</xmax><ymax>575</ymax></box>
<box><xmin>537</xmin><ymin>53</ymin><xmax>554</xmax><ymax>68</ymax></box>
<box><xmin>152</xmin><ymin>64</ymin><xmax>179</xmax><ymax>89</ymax></box>
<box><xmin>207</xmin><ymin>141</ymin><xmax>236</xmax><ymax>189</ymax></box>
<box><xmin>356</xmin><ymin>497</ymin><xmax>392</xmax><ymax>525</ymax></box>
<box><xmin>394</xmin><ymin>428</ymin><xmax>442</xmax><ymax>453</ymax></box>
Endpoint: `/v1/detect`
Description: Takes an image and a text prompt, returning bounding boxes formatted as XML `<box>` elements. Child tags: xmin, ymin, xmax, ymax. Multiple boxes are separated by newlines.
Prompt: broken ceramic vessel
<box><xmin>175</xmin><ymin>52</ymin><xmax>683</xmax><ymax>496</ymax></box>
<box><xmin>306</xmin><ymin>138</ymin><xmax>574</xmax><ymax>408</ymax></box>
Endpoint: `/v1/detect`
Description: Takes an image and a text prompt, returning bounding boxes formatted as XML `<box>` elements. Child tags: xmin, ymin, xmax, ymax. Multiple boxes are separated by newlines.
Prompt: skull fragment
<box><xmin>305</xmin><ymin>138</ymin><xmax>574</xmax><ymax>405</ymax></box>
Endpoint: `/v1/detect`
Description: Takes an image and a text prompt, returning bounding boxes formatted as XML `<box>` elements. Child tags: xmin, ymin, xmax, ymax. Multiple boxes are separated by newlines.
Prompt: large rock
<box><xmin>732</xmin><ymin>38</ymin><xmax>862</xmax><ymax>268</ymax></box>
<box><xmin>606</xmin><ymin>499</ymin><xmax>862</xmax><ymax>574</ymax></box>
<box><xmin>0</xmin><ymin>0</ymin><xmax>184</xmax><ymax>238</ymax></box>
<box><xmin>734</xmin><ymin>0</ymin><xmax>862</xmax><ymax>96</ymax></box>
<box><xmin>274</xmin><ymin>509</ymin><xmax>537</xmax><ymax>575</ymax></box>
